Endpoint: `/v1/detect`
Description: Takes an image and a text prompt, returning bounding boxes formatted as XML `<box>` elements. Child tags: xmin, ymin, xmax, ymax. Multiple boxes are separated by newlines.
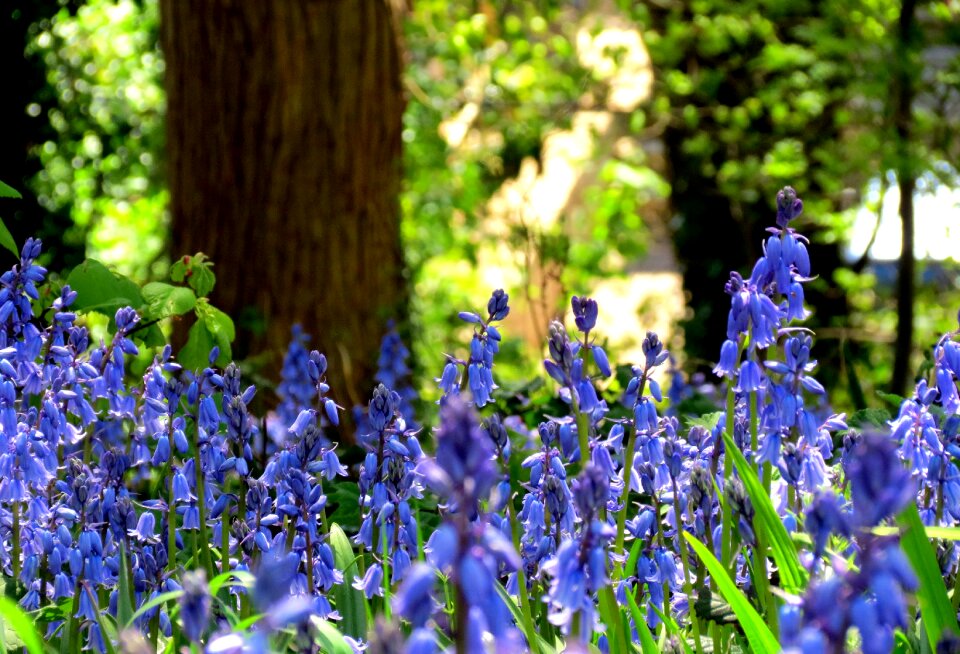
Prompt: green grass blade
<box><xmin>625</xmin><ymin>537</ymin><xmax>644</xmax><ymax>581</ymax></box>
<box><xmin>329</xmin><ymin>523</ymin><xmax>368</xmax><ymax>640</ymax></box>
<box><xmin>0</xmin><ymin>596</ymin><xmax>45</xmax><ymax>654</ymax></box>
<box><xmin>873</xmin><ymin>525</ymin><xmax>960</xmax><ymax>541</ymax></box>
<box><xmin>91</xmin><ymin>600</ymin><xmax>118</xmax><ymax>654</ymax></box>
<box><xmin>117</xmin><ymin>543</ymin><xmax>135</xmax><ymax>628</ymax></box>
<box><xmin>626</xmin><ymin>591</ymin><xmax>660</xmax><ymax>654</ymax></box>
<box><xmin>684</xmin><ymin>533</ymin><xmax>780</xmax><ymax>654</ymax></box>
<box><xmin>494</xmin><ymin>581</ymin><xmax>557</xmax><ymax>654</ymax></box>
<box><xmin>128</xmin><ymin>590</ymin><xmax>183</xmax><ymax>626</ymax></box>
<box><xmin>897</xmin><ymin>503</ymin><xmax>960</xmax><ymax>648</ymax></box>
<box><xmin>310</xmin><ymin>617</ymin><xmax>354</xmax><ymax>654</ymax></box>
<box><xmin>208</xmin><ymin>569</ymin><xmax>255</xmax><ymax>597</ymax></box>
<box><xmin>721</xmin><ymin>430</ymin><xmax>807</xmax><ymax>593</ymax></box>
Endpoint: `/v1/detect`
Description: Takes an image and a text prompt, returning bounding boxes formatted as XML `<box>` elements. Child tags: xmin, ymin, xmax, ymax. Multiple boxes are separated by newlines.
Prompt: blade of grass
<box><xmin>310</xmin><ymin>617</ymin><xmax>355</xmax><ymax>654</ymax></box>
<box><xmin>0</xmin><ymin>596</ymin><xmax>45</xmax><ymax>654</ymax></box>
<box><xmin>329</xmin><ymin>523</ymin><xmax>369</xmax><ymax>639</ymax></box>
<box><xmin>128</xmin><ymin>590</ymin><xmax>183</xmax><ymax>626</ymax></box>
<box><xmin>897</xmin><ymin>503</ymin><xmax>960</xmax><ymax>648</ymax></box>
<box><xmin>117</xmin><ymin>543</ymin><xmax>135</xmax><ymax>628</ymax></box>
<box><xmin>626</xmin><ymin>591</ymin><xmax>659</xmax><ymax>654</ymax></box>
<box><xmin>720</xmin><ymin>429</ymin><xmax>807</xmax><ymax>593</ymax></box>
<box><xmin>208</xmin><ymin>569</ymin><xmax>255</xmax><ymax>597</ymax></box>
<box><xmin>684</xmin><ymin>533</ymin><xmax>780</xmax><ymax>654</ymax></box>
<box><xmin>494</xmin><ymin>581</ymin><xmax>557</xmax><ymax>654</ymax></box>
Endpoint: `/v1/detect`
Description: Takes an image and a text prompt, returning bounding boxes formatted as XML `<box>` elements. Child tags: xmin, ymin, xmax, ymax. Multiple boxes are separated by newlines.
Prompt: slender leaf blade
<box><xmin>494</xmin><ymin>582</ymin><xmax>557</xmax><ymax>654</ymax></box>
<box><xmin>117</xmin><ymin>543</ymin><xmax>135</xmax><ymax>627</ymax></box>
<box><xmin>329</xmin><ymin>524</ymin><xmax>368</xmax><ymax>640</ymax></box>
<box><xmin>721</xmin><ymin>430</ymin><xmax>806</xmax><ymax>592</ymax></box>
<box><xmin>684</xmin><ymin>533</ymin><xmax>780</xmax><ymax>654</ymax></box>
<box><xmin>897</xmin><ymin>503</ymin><xmax>959</xmax><ymax>648</ymax></box>
<box><xmin>310</xmin><ymin>617</ymin><xmax>354</xmax><ymax>654</ymax></box>
<box><xmin>0</xmin><ymin>596</ymin><xmax>44</xmax><ymax>654</ymax></box>
<box><xmin>0</xmin><ymin>219</ymin><xmax>17</xmax><ymax>259</ymax></box>
<box><xmin>625</xmin><ymin>592</ymin><xmax>659</xmax><ymax>654</ymax></box>
<box><xmin>128</xmin><ymin>590</ymin><xmax>183</xmax><ymax>625</ymax></box>
<box><xmin>0</xmin><ymin>180</ymin><xmax>21</xmax><ymax>199</ymax></box>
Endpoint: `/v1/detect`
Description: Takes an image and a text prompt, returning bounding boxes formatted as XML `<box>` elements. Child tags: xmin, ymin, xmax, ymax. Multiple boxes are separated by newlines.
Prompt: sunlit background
<box><xmin>4</xmin><ymin>0</ymin><xmax>959</xmax><ymax>412</ymax></box>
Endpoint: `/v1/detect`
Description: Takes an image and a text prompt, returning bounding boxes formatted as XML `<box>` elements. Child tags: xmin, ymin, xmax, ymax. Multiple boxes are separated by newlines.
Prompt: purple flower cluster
<box><xmin>438</xmin><ymin>289</ymin><xmax>510</xmax><ymax>407</ymax></box>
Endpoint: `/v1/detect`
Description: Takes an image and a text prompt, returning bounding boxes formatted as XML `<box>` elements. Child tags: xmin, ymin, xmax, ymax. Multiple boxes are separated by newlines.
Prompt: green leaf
<box><xmin>141</xmin><ymin>282</ymin><xmax>197</xmax><ymax>320</ymax></box>
<box><xmin>207</xmin><ymin>570</ymin><xmax>255</xmax><ymax>597</ymax></box>
<box><xmin>685</xmin><ymin>411</ymin><xmax>725</xmax><ymax>431</ymax></box>
<box><xmin>625</xmin><ymin>537</ymin><xmax>644</xmax><ymax>582</ymax></box>
<box><xmin>0</xmin><ymin>596</ymin><xmax>44</xmax><ymax>654</ymax></box>
<box><xmin>117</xmin><ymin>543</ymin><xmax>135</xmax><ymax>628</ymax></box>
<box><xmin>0</xmin><ymin>181</ymin><xmax>21</xmax><ymax>199</ymax></box>
<box><xmin>91</xmin><ymin>602</ymin><xmax>118</xmax><ymax>654</ymax></box>
<box><xmin>847</xmin><ymin>407</ymin><xmax>892</xmax><ymax>430</ymax></box>
<box><xmin>897</xmin><ymin>503</ymin><xmax>960</xmax><ymax>649</ymax></box>
<box><xmin>0</xmin><ymin>219</ymin><xmax>17</xmax><ymax>259</ymax></box>
<box><xmin>685</xmin><ymin>533</ymin><xmax>780</xmax><ymax>654</ymax></box>
<box><xmin>721</xmin><ymin>429</ymin><xmax>807</xmax><ymax>593</ymax></box>
<box><xmin>625</xmin><ymin>592</ymin><xmax>659</xmax><ymax>654</ymax></box>
<box><xmin>66</xmin><ymin>259</ymin><xmax>143</xmax><ymax>316</ymax></box>
<box><xmin>872</xmin><ymin>525</ymin><xmax>960</xmax><ymax>541</ymax></box>
<box><xmin>329</xmin><ymin>524</ymin><xmax>368</xmax><ymax>640</ymax></box>
<box><xmin>191</xmin><ymin>265</ymin><xmax>216</xmax><ymax>298</ymax></box>
<box><xmin>202</xmin><ymin>305</ymin><xmax>235</xmax><ymax>361</ymax></box>
<box><xmin>597</xmin><ymin>585</ymin><xmax>627</xmax><ymax>654</ymax></box>
<box><xmin>309</xmin><ymin>617</ymin><xmax>354</xmax><ymax>654</ymax></box>
<box><xmin>128</xmin><ymin>590</ymin><xmax>182</xmax><ymax>626</ymax></box>
<box><xmin>494</xmin><ymin>582</ymin><xmax>557</xmax><ymax>654</ymax></box>
<box><xmin>179</xmin><ymin>320</ymin><xmax>216</xmax><ymax>371</ymax></box>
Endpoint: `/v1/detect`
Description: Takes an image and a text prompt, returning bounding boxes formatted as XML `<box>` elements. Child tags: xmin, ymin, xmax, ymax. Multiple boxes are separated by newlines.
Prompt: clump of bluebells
<box><xmin>4</xmin><ymin>186</ymin><xmax>960</xmax><ymax>654</ymax></box>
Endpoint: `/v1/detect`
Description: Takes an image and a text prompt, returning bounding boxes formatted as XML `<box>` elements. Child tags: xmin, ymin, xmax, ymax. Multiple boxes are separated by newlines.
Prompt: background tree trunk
<box><xmin>890</xmin><ymin>0</ymin><xmax>917</xmax><ymax>396</ymax></box>
<box><xmin>160</xmin><ymin>0</ymin><xmax>407</xmax><ymax>427</ymax></box>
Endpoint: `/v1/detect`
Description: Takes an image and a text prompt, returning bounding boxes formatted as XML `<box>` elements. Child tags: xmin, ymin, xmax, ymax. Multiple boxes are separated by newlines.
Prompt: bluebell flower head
<box><xmin>642</xmin><ymin>331</ymin><xmax>668</xmax><ymax>369</ymax></box>
<box><xmin>423</xmin><ymin>396</ymin><xmax>497</xmax><ymax>509</ymax></box>
<box><xmin>572</xmin><ymin>463</ymin><xmax>608</xmax><ymax>521</ymax></box>
<box><xmin>392</xmin><ymin>562</ymin><xmax>437</xmax><ymax>628</ymax></box>
<box><xmin>848</xmin><ymin>432</ymin><xmax>915</xmax><ymax>527</ymax></box>
<box><xmin>571</xmin><ymin>296</ymin><xmax>598</xmax><ymax>334</ymax></box>
<box><xmin>776</xmin><ymin>186</ymin><xmax>804</xmax><ymax>228</ymax></box>
<box><xmin>179</xmin><ymin>570</ymin><xmax>210</xmax><ymax>643</ymax></box>
<box><xmin>487</xmin><ymin>289</ymin><xmax>510</xmax><ymax>321</ymax></box>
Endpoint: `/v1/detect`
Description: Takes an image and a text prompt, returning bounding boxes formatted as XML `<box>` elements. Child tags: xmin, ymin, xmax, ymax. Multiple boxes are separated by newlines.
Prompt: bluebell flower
<box><xmin>179</xmin><ymin>570</ymin><xmax>211</xmax><ymax>643</ymax></box>
<box><xmin>848</xmin><ymin>432</ymin><xmax>915</xmax><ymax>527</ymax></box>
<box><xmin>571</xmin><ymin>296</ymin><xmax>599</xmax><ymax>334</ymax></box>
<box><xmin>776</xmin><ymin>186</ymin><xmax>804</xmax><ymax>228</ymax></box>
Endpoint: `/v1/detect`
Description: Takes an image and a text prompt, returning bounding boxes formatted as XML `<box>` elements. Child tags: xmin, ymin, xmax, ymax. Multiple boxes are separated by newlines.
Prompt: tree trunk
<box><xmin>891</xmin><ymin>0</ymin><xmax>917</xmax><ymax>396</ymax></box>
<box><xmin>160</xmin><ymin>0</ymin><xmax>407</xmax><ymax>425</ymax></box>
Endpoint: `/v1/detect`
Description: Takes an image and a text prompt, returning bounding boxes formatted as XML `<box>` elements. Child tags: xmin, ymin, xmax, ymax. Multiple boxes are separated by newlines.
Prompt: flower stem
<box><xmin>614</xmin><ymin>422</ymin><xmax>638</xmax><ymax>582</ymax></box>
<box><xmin>11</xmin><ymin>502</ymin><xmax>20</xmax><ymax>598</ymax></box>
<box><xmin>507</xmin><ymin>494</ymin><xmax>539</xmax><ymax>654</ymax></box>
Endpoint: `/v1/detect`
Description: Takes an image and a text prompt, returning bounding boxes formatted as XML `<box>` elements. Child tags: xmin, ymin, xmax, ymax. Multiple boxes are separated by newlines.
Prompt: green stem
<box><xmin>11</xmin><ymin>502</ymin><xmax>20</xmax><ymax>598</ymax></box>
<box><xmin>749</xmin><ymin>391</ymin><xmax>776</xmax><ymax>633</ymax></box>
<box><xmin>508</xmin><ymin>494</ymin><xmax>539</xmax><ymax>654</ymax></box>
<box><xmin>190</xmin><ymin>430</ymin><xmax>214</xmax><ymax>577</ymax></box>
<box><xmin>615</xmin><ymin>422</ymin><xmax>638</xmax><ymax>582</ymax></box>
<box><xmin>220</xmin><ymin>507</ymin><xmax>230</xmax><ymax>573</ymax></box>
<box><xmin>720</xmin><ymin>383</ymin><xmax>736</xmax><ymax>573</ymax></box>
<box><xmin>672</xmin><ymin>479</ymin><xmax>704</xmax><ymax>654</ymax></box>
<box><xmin>952</xmin><ymin>556</ymin><xmax>960</xmax><ymax>612</ymax></box>
<box><xmin>574</xmin><ymin>400</ymin><xmax>591</xmax><ymax>475</ymax></box>
<box><xmin>167</xmin><ymin>491</ymin><xmax>177</xmax><ymax>575</ymax></box>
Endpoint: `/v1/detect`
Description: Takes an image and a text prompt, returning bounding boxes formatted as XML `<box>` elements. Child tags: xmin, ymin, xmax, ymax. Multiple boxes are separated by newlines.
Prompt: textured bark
<box><xmin>160</xmin><ymin>0</ymin><xmax>407</xmax><ymax>422</ymax></box>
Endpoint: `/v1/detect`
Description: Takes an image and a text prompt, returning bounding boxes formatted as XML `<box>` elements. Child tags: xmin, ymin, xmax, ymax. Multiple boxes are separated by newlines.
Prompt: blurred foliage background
<box><xmin>2</xmin><ymin>0</ymin><xmax>959</xmax><ymax>413</ymax></box>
